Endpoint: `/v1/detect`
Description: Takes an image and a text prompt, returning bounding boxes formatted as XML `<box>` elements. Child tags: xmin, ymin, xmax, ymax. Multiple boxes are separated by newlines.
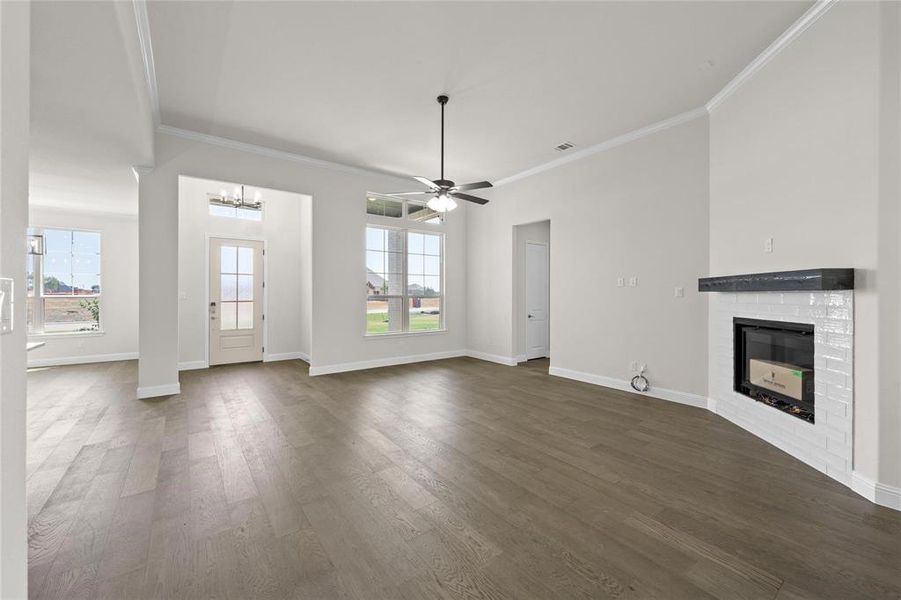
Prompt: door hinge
<box><xmin>262</xmin><ymin>314</ymin><xmax>265</xmax><ymax>320</ymax></box>
<box><xmin>263</xmin><ymin>281</ymin><xmax>265</xmax><ymax>288</ymax></box>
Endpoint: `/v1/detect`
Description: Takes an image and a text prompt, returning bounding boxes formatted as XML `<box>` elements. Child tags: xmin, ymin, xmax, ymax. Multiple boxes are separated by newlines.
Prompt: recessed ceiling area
<box><xmin>147</xmin><ymin>0</ymin><xmax>811</xmax><ymax>183</ymax></box>
<box><xmin>30</xmin><ymin>1</ymin><xmax>154</xmax><ymax>214</ymax></box>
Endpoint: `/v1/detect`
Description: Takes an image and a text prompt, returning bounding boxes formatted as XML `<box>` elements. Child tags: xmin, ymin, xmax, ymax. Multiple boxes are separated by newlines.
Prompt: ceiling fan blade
<box><xmin>385</xmin><ymin>191</ymin><xmax>433</xmax><ymax>196</ymax></box>
<box><xmin>452</xmin><ymin>181</ymin><xmax>493</xmax><ymax>192</ymax></box>
<box><xmin>450</xmin><ymin>191</ymin><xmax>489</xmax><ymax>205</ymax></box>
<box><xmin>413</xmin><ymin>176</ymin><xmax>440</xmax><ymax>190</ymax></box>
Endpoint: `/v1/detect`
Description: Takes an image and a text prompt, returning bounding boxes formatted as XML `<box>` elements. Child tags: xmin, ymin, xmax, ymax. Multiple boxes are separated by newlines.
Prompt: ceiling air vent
<box><xmin>554</xmin><ymin>141</ymin><xmax>575</xmax><ymax>152</ymax></box>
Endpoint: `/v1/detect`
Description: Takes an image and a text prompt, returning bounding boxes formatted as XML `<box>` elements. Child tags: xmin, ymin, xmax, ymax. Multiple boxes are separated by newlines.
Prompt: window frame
<box><xmin>364</xmin><ymin>223</ymin><xmax>445</xmax><ymax>337</ymax></box>
<box><xmin>27</xmin><ymin>226</ymin><xmax>103</xmax><ymax>337</ymax></box>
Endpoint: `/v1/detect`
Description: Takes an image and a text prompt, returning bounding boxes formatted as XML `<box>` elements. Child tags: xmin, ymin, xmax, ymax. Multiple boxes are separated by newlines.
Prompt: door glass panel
<box><xmin>220</xmin><ymin>302</ymin><xmax>237</xmax><ymax>330</ymax></box>
<box><xmin>221</xmin><ymin>274</ymin><xmax>237</xmax><ymax>301</ymax></box>
<box><xmin>237</xmin><ymin>275</ymin><xmax>253</xmax><ymax>301</ymax></box>
<box><xmin>238</xmin><ymin>247</ymin><xmax>254</xmax><ymax>274</ymax></box>
<box><xmin>221</xmin><ymin>246</ymin><xmax>237</xmax><ymax>273</ymax></box>
<box><xmin>237</xmin><ymin>302</ymin><xmax>253</xmax><ymax>329</ymax></box>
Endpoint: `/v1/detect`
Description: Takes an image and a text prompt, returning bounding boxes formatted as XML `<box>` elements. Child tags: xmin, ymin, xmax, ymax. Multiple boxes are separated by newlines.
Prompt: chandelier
<box><xmin>207</xmin><ymin>185</ymin><xmax>262</xmax><ymax>211</ymax></box>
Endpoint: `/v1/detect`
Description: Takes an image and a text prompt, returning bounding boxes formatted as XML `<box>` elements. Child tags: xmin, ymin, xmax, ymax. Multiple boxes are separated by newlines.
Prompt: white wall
<box><xmin>26</xmin><ymin>207</ymin><xmax>138</xmax><ymax>366</ymax></box>
<box><xmin>513</xmin><ymin>220</ymin><xmax>550</xmax><ymax>359</ymax></box>
<box><xmin>708</xmin><ymin>1</ymin><xmax>900</xmax><ymax>489</ymax></box>
<box><xmin>0</xmin><ymin>1</ymin><xmax>29</xmax><ymax>596</ymax></box>
<box><xmin>467</xmin><ymin>116</ymin><xmax>710</xmax><ymax>400</ymax></box>
<box><xmin>177</xmin><ymin>175</ymin><xmax>311</xmax><ymax>367</ymax></box>
<box><xmin>138</xmin><ymin>132</ymin><xmax>468</xmax><ymax>394</ymax></box>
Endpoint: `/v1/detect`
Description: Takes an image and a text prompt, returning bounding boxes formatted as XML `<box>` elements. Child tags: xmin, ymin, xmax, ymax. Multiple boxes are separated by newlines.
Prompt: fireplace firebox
<box><xmin>734</xmin><ymin>317</ymin><xmax>815</xmax><ymax>423</ymax></box>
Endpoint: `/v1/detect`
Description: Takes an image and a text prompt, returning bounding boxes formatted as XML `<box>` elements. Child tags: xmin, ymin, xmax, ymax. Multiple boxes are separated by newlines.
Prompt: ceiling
<box><xmin>147</xmin><ymin>0</ymin><xmax>811</xmax><ymax>184</ymax></box>
<box><xmin>30</xmin><ymin>1</ymin><xmax>154</xmax><ymax>214</ymax></box>
<box><xmin>29</xmin><ymin>1</ymin><xmax>812</xmax><ymax>213</ymax></box>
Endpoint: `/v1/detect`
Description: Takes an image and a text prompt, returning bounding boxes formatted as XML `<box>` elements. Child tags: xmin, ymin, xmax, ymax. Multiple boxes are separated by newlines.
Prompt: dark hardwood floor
<box><xmin>26</xmin><ymin>357</ymin><xmax>901</xmax><ymax>599</ymax></box>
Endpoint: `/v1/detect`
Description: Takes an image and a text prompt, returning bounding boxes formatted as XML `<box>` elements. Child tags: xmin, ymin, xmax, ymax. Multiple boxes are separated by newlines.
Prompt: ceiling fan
<box><xmin>387</xmin><ymin>95</ymin><xmax>491</xmax><ymax>212</ymax></box>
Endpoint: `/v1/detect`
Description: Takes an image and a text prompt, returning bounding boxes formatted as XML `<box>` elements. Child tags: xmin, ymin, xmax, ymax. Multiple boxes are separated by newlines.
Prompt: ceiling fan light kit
<box><xmin>387</xmin><ymin>95</ymin><xmax>492</xmax><ymax>213</ymax></box>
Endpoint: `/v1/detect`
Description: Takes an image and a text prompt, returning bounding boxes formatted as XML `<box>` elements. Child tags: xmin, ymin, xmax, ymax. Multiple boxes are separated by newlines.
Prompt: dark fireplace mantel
<box><xmin>698</xmin><ymin>268</ymin><xmax>854</xmax><ymax>293</ymax></box>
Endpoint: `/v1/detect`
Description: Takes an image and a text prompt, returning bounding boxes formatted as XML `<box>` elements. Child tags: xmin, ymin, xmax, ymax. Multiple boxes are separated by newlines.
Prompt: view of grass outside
<box><xmin>366</xmin><ymin>298</ymin><xmax>440</xmax><ymax>334</ymax></box>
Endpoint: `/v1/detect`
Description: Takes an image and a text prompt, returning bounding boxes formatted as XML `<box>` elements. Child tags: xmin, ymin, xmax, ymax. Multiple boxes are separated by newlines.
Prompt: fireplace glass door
<box><xmin>734</xmin><ymin>318</ymin><xmax>815</xmax><ymax>422</ymax></box>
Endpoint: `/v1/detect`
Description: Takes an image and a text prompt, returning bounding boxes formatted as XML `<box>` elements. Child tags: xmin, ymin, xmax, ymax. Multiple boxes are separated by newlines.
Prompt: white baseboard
<box><xmin>309</xmin><ymin>350</ymin><xmax>466</xmax><ymax>376</ymax></box>
<box><xmin>136</xmin><ymin>382</ymin><xmax>181</xmax><ymax>399</ymax></box>
<box><xmin>464</xmin><ymin>350</ymin><xmax>518</xmax><ymax>366</ymax></box>
<box><xmin>851</xmin><ymin>471</ymin><xmax>901</xmax><ymax>511</ymax></box>
<box><xmin>28</xmin><ymin>351</ymin><xmax>138</xmax><ymax>368</ymax></box>
<box><xmin>178</xmin><ymin>360</ymin><xmax>208</xmax><ymax>371</ymax></box>
<box><xmin>548</xmin><ymin>366</ymin><xmax>708</xmax><ymax>409</ymax></box>
<box><xmin>514</xmin><ymin>354</ymin><xmax>528</xmax><ymax>364</ymax></box>
<box><xmin>265</xmin><ymin>351</ymin><xmax>311</xmax><ymax>363</ymax></box>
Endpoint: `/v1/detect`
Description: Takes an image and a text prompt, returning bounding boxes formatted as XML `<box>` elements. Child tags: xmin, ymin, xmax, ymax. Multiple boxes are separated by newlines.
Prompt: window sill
<box><xmin>28</xmin><ymin>330</ymin><xmax>105</xmax><ymax>339</ymax></box>
<box><xmin>365</xmin><ymin>329</ymin><xmax>447</xmax><ymax>339</ymax></box>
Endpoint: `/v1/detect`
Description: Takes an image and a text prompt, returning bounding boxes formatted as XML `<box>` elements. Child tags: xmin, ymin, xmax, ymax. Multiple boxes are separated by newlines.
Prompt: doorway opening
<box><xmin>513</xmin><ymin>220</ymin><xmax>550</xmax><ymax>363</ymax></box>
<box><xmin>177</xmin><ymin>175</ymin><xmax>312</xmax><ymax>370</ymax></box>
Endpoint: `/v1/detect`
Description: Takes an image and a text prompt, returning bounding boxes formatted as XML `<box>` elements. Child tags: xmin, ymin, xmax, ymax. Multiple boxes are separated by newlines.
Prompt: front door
<box><xmin>526</xmin><ymin>241</ymin><xmax>549</xmax><ymax>359</ymax></box>
<box><xmin>209</xmin><ymin>238</ymin><xmax>264</xmax><ymax>365</ymax></box>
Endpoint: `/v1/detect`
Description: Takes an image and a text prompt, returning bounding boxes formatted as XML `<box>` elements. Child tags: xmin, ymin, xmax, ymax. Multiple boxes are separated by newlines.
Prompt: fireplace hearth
<box><xmin>734</xmin><ymin>317</ymin><xmax>815</xmax><ymax>423</ymax></box>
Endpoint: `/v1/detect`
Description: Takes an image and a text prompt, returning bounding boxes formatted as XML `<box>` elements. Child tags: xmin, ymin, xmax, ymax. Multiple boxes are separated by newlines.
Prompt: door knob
<box><xmin>528</xmin><ymin>314</ymin><xmax>534</xmax><ymax>319</ymax></box>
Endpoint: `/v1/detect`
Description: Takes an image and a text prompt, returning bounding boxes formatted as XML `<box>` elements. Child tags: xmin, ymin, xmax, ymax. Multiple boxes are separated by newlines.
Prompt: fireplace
<box><xmin>733</xmin><ymin>317</ymin><xmax>815</xmax><ymax>423</ymax></box>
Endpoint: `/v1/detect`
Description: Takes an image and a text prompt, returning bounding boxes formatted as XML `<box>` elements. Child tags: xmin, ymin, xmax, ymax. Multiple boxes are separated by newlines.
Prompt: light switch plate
<box><xmin>628</xmin><ymin>276</ymin><xmax>638</xmax><ymax>287</ymax></box>
<box><xmin>674</xmin><ymin>286</ymin><xmax>685</xmax><ymax>298</ymax></box>
<box><xmin>764</xmin><ymin>237</ymin><xmax>774</xmax><ymax>253</ymax></box>
<box><xmin>616</xmin><ymin>277</ymin><xmax>624</xmax><ymax>287</ymax></box>
<box><xmin>0</xmin><ymin>278</ymin><xmax>13</xmax><ymax>335</ymax></box>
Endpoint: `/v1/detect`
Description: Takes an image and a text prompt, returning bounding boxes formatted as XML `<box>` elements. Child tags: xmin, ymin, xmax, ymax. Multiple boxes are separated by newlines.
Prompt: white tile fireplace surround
<box><xmin>709</xmin><ymin>290</ymin><xmax>854</xmax><ymax>486</ymax></box>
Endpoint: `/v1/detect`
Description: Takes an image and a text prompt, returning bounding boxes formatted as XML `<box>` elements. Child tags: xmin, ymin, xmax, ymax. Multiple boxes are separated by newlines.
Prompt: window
<box><xmin>26</xmin><ymin>228</ymin><xmax>101</xmax><ymax>334</ymax></box>
<box><xmin>366</xmin><ymin>194</ymin><xmax>441</xmax><ymax>224</ymax></box>
<box><xmin>209</xmin><ymin>204</ymin><xmax>262</xmax><ymax>221</ymax></box>
<box><xmin>366</xmin><ymin>226</ymin><xmax>443</xmax><ymax>335</ymax></box>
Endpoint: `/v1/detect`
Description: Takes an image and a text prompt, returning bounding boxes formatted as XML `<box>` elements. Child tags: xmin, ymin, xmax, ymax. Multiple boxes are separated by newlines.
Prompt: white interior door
<box><xmin>209</xmin><ymin>238</ymin><xmax>264</xmax><ymax>366</ymax></box>
<box><xmin>526</xmin><ymin>241</ymin><xmax>549</xmax><ymax>359</ymax></box>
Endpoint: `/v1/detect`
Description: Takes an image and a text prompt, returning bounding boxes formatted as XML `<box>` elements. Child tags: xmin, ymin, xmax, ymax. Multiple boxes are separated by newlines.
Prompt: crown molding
<box><xmin>157</xmin><ymin>125</ymin><xmax>405</xmax><ymax>180</ymax></box>
<box><xmin>29</xmin><ymin>199</ymin><xmax>138</xmax><ymax>218</ymax></box>
<box><xmin>705</xmin><ymin>0</ymin><xmax>839</xmax><ymax>112</ymax></box>
<box><xmin>494</xmin><ymin>107</ymin><xmax>708</xmax><ymax>188</ymax></box>
<box><xmin>131</xmin><ymin>165</ymin><xmax>153</xmax><ymax>183</ymax></box>
<box><xmin>132</xmin><ymin>0</ymin><xmax>160</xmax><ymax>128</ymax></box>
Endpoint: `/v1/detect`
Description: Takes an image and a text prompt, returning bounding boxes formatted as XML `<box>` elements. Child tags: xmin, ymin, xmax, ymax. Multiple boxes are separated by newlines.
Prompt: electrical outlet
<box><xmin>630</xmin><ymin>361</ymin><xmax>639</xmax><ymax>372</ymax></box>
<box><xmin>616</xmin><ymin>277</ymin><xmax>624</xmax><ymax>287</ymax></box>
<box><xmin>764</xmin><ymin>237</ymin><xmax>774</xmax><ymax>253</ymax></box>
<box><xmin>628</xmin><ymin>276</ymin><xmax>638</xmax><ymax>287</ymax></box>
<box><xmin>674</xmin><ymin>286</ymin><xmax>684</xmax><ymax>298</ymax></box>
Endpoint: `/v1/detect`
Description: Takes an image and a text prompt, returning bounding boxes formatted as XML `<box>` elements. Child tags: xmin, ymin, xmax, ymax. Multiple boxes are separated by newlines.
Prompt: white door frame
<box><xmin>204</xmin><ymin>233</ymin><xmax>269</xmax><ymax>367</ymax></box>
<box><xmin>524</xmin><ymin>240</ymin><xmax>550</xmax><ymax>360</ymax></box>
